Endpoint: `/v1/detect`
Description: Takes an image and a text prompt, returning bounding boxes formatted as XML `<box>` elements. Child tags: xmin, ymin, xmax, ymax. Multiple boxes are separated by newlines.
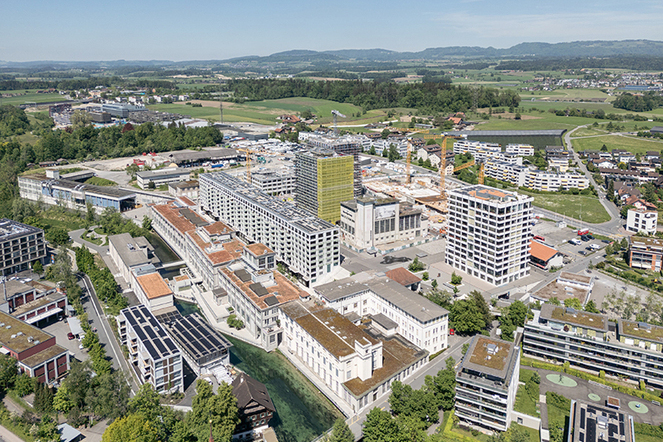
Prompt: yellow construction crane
<box><xmin>237</xmin><ymin>148</ymin><xmax>253</xmax><ymax>184</ymax></box>
<box><xmin>478</xmin><ymin>162</ymin><xmax>485</xmax><ymax>185</ymax></box>
<box><xmin>453</xmin><ymin>159</ymin><xmax>475</xmax><ymax>173</ymax></box>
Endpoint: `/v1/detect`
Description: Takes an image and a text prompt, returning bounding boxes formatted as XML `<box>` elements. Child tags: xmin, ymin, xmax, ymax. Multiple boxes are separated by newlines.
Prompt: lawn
<box><xmin>84</xmin><ymin>177</ymin><xmax>116</xmax><ymax>186</ymax></box>
<box><xmin>517</xmin><ymin>190</ymin><xmax>611</xmax><ymax>223</ymax></box>
<box><xmin>514</xmin><ymin>369</ymin><xmax>540</xmax><ymax>417</ymax></box>
<box><xmin>571</xmin><ymin>134</ymin><xmax>663</xmax><ymax>156</ymax></box>
<box><xmin>546</xmin><ymin>392</ymin><xmax>571</xmax><ymax>442</ymax></box>
<box><xmin>0</xmin><ymin>90</ymin><xmax>67</xmax><ymax>106</ymax></box>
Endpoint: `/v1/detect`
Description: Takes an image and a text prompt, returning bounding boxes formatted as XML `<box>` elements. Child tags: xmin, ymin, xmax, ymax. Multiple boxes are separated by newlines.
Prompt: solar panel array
<box><xmin>162</xmin><ymin>313</ymin><xmax>232</xmax><ymax>366</ymax></box>
<box><xmin>122</xmin><ymin>305</ymin><xmax>179</xmax><ymax>360</ymax></box>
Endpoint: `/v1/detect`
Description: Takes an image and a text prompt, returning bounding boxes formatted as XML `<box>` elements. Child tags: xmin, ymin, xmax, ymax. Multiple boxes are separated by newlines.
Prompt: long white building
<box><xmin>504</xmin><ymin>144</ymin><xmax>535</xmax><ymax>157</ymax></box>
<box><xmin>313</xmin><ymin>277</ymin><xmax>449</xmax><ymax>355</ymax></box>
<box><xmin>484</xmin><ymin>162</ymin><xmax>590</xmax><ymax>191</ymax></box>
<box><xmin>199</xmin><ymin>172</ymin><xmax>340</xmax><ymax>284</ymax></box>
<box><xmin>446</xmin><ymin>185</ymin><xmax>533</xmax><ymax>286</ymax></box>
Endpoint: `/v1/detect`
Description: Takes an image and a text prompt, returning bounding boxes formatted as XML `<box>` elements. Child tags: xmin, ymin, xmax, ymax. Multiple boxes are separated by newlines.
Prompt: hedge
<box><xmin>634</xmin><ymin>422</ymin><xmax>663</xmax><ymax>438</ymax></box>
<box><xmin>521</xmin><ymin>357</ymin><xmax>661</xmax><ymax>402</ymax></box>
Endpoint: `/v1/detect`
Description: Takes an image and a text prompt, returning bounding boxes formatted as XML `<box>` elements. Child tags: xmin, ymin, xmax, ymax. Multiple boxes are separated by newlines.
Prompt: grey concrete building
<box><xmin>0</xmin><ymin>219</ymin><xmax>46</xmax><ymax>276</ymax></box>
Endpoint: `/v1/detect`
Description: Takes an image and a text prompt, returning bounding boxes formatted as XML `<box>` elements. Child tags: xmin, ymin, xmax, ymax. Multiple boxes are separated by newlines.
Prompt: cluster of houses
<box><xmin>583</xmin><ymin>149</ymin><xmax>662</xmax><ymax>185</ymax></box>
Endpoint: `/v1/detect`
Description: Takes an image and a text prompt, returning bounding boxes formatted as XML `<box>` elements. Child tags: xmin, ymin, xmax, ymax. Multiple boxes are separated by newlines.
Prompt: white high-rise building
<box><xmin>445</xmin><ymin>185</ymin><xmax>533</xmax><ymax>286</ymax></box>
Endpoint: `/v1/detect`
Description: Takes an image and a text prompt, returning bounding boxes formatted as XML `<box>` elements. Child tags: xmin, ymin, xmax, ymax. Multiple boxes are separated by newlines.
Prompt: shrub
<box><xmin>227</xmin><ymin>314</ymin><xmax>244</xmax><ymax>330</ymax></box>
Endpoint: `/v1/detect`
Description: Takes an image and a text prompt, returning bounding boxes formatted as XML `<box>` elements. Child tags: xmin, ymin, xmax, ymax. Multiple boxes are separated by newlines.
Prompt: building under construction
<box><xmin>295</xmin><ymin>148</ymin><xmax>355</xmax><ymax>224</ymax></box>
<box><xmin>299</xmin><ymin>134</ymin><xmax>362</xmax><ymax>197</ymax></box>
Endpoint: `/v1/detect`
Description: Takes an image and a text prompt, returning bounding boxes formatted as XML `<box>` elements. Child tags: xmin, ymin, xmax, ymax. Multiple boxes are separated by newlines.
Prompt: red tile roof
<box><xmin>530</xmin><ymin>240</ymin><xmax>559</xmax><ymax>262</ymax></box>
<box><xmin>385</xmin><ymin>267</ymin><xmax>421</xmax><ymax>287</ymax></box>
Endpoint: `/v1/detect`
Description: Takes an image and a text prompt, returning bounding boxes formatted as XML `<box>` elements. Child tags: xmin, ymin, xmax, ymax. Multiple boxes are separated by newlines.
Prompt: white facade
<box><xmin>199</xmin><ymin>172</ymin><xmax>340</xmax><ymax>284</ymax></box>
<box><xmin>250</xmin><ymin>170</ymin><xmax>296</xmax><ymax>195</ymax></box>
<box><xmin>446</xmin><ymin>185</ymin><xmax>532</xmax><ymax>286</ymax></box>
<box><xmin>454</xmin><ymin>140</ymin><xmax>501</xmax><ymax>160</ymax></box>
<box><xmin>339</xmin><ymin>198</ymin><xmax>428</xmax><ymax>251</ymax></box>
<box><xmin>313</xmin><ymin>277</ymin><xmax>449</xmax><ymax>355</ymax></box>
<box><xmin>504</xmin><ymin>144</ymin><xmax>534</xmax><ymax>157</ymax></box>
<box><xmin>525</xmin><ymin>171</ymin><xmax>589</xmax><ymax>191</ymax></box>
<box><xmin>484</xmin><ymin>161</ymin><xmax>529</xmax><ymax>187</ymax></box>
<box><xmin>627</xmin><ymin>208</ymin><xmax>658</xmax><ymax>235</ymax></box>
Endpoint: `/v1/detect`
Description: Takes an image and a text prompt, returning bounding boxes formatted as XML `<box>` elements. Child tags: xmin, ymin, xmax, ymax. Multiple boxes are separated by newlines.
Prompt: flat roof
<box><xmin>460</xmin><ymin>335</ymin><xmax>518</xmax><ymax>383</ymax></box>
<box><xmin>201</xmin><ymin>221</ymin><xmax>233</xmax><ymax>236</ymax></box>
<box><xmin>161</xmin><ymin>312</ymin><xmax>232</xmax><ymax>366</ymax></box>
<box><xmin>365</xmin><ymin>277</ymin><xmax>449</xmax><ymax>323</ymax></box>
<box><xmin>570</xmin><ymin>401</ymin><xmax>634</xmax><ymax>442</ymax></box>
<box><xmin>245</xmin><ymin>243</ymin><xmax>274</xmax><ymax>257</ymax></box>
<box><xmin>136</xmin><ymin>168</ymin><xmax>190</xmax><ymax>179</ymax></box>
<box><xmin>163</xmin><ymin>148</ymin><xmax>238</xmax><ymax>163</ymax></box>
<box><xmin>221</xmin><ymin>265</ymin><xmax>301</xmax><ymax>310</ymax></box>
<box><xmin>619</xmin><ymin>319</ymin><xmax>663</xmax><ymax>343</ymax></box>
<box><xmin>186</xmin><ymin>233</ymin><xmax>244</xmax><ymax>266</ymax></box>
<box><xmin>135</xmin><ymin>272</ymin><xmax>173</xmax><ymax>300</ymax></box>
<box><xmin>152</xmin><ymin>201</ymin><xmax>208</xmax><ymax>236</ymax></box>
<box><xmin>26</xmin><ymin>176</ymin><xmax>136</xmax><ymax>199</ymax></box>
<box><xmin>20</xmin><ymin>344</ymin><xmax>68</xmax><ymax>368</ymax></box>
<box><xmin>169</xmin><ymin>180</ymin><xmax>199</xmax><ymax>189</ymax></box>
<box><xmin>371</xmin><ymin>313</ymin><xmax>398</xmax><ymax>330</ymax></box>
<box><xmin>11</xmin><ymin>292</ymin><xmax>66</xmax><ymax>318</ymax></box>
<box><xmin>314</xmin><ymin>278</ymin><xmax>369</xmax><ymax>302</ymax></box>
<box><xmin>630</xmin><ymin>236</ymin><xmax>663</xmax><ymax>250</ymax></box>
<box><xmin>451</xmin><ymin>185</ymin><xmax>528</xmax><ymax>204</ymax></box>
<box><xmin>0</xmin><ymin>219</ymin><xmax>43</xmax><ymax>242</ymax></box>
<box><xmin>4</xmin><ymin>280</ymin><xmax>36</xmax><ymax>298</ymax></box>
<box><xmin>559</xmin><ymin>272</ymin><xmax>592</xmax><ymax>285</ymax></box>
<box><xmin>541</xmin><ymin>303</ymin><xmax>607</xmax><ymax>332</ymax></box>
<box><xmin>121</xmin><ymin>305</ymin><xmax>179</xmax><ymax>361</ymax></box>
<box><xmin>532</xmin><ymin>280</ymin><xmax>590</xmax><ymax>304</ymax></box>
<box><xmin>200</xmin><ymin>172</ymin><xmax>337</xmax><ymax>235</ymax></box>
<box><xmin>0</xmin><ymin>311</ymin><xmax>54</xmax><ymax>354</ymax></box>
<box><xmin>281</xmin><ymin>300</ymin><xmax>377</xmax><ymax>359</ymax></box>
<box><xmin>108</xmin><ymin>233</ymin><xmax>158</xmax><ymax>268</ymax></box>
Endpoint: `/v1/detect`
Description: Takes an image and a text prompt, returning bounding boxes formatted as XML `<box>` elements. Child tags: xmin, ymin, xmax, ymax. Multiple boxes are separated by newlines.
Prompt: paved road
<box><xmin>347</xmin><ymin>335</ymin><xmax>472</xmax><ymax>439</ymax></box>
<box><xmin>79</xmin><ymin>274</ymin><xmax>138</xmax><ymax>394</ymax></box>
<box><xmin>0</xmin><ymin>426</ymin><xmax>23</xmax><ymax>442</ymax></box>
<box><xmin>70</xmin><ymin>228</ymin><xmax>109</xmax><ymax>255</ymax></box>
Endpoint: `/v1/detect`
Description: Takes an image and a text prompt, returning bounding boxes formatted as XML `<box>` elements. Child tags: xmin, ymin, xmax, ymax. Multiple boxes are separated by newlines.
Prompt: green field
<box><xmin>0</xmin><ymin>89</ymin><xmax>67</xmax><ymax>106</ymax></box>
<box><xmin>84</xmin><ymin>177</ymin><xmax>116</xmax><ymax>186</ymax></box>
<box><xmin>514</xmin><ymin>369</ymin><xmax>540</xmax><ymax>417</ymax></box>
<box><xmin>571</xmin><ymin>134</ymin><xmax>663</xmax><ymax>155</ymax></box>
<box><xmin>149</xmin><ymin>98</ymin><xmax>408</xmax><ymax>126</ymax></box>
<box><xmin>518</xmin><ymin>190</ymin><xmax>611</xmax><ymax>223</ymax></box>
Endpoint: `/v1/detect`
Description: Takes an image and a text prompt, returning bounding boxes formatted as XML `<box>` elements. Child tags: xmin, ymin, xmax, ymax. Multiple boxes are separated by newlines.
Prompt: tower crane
<box><xmin>331</xmin><ymin>110</ymin><xmax>346</xmax><ymax>137</ymax></box>
<box><xmin>478</xmin><ymin>162</ymin><xmax>485</xmax><ymax>185</ymax></box>
<box><xmin>405</xmin><ymin>139</ymin><xmax>413</xmax><ymax>185</ymax></box>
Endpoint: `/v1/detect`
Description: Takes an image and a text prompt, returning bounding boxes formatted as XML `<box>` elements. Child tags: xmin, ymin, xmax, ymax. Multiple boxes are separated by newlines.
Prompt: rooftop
<box><xmin>452</xmin><ymin>185</ymin><xmax>527</xmax><ymax>204</ymax></box>
<box><xmin>135</xmin><ymin>272</ymin><xmax>173</xmax><ymax>300</ymax></box>
<box><xmin>630</xmin><ymin>236</ymin><xmax>663</xmax><ymax>250</ymax></box>
<box><xmin>21</xmin><ymin>344</ymin><xmax>68</xmax><ymax>368</ymax></box>
<box><xmin>222</xmin><ymin>266</ymin><xmax>301</xmax><ymax>311</ymax></box>
<box><xmin>245</xmin><ymin>243</ymin><xmax>274</xmax><ymax>257</ymax></box>
<box><xmin>459</xmin><ymin>335</ymin><xmax>518</xmax><ymax>382</ymax></box>
<box><xmin>200</xmin><ymin>173</ymin><xmax>337</xmax><ymax>235</ymax></box>
<box><xmin>365</xmin><ymin>277</ymin><xmax>449</xmax><ymax>323</ymax></box>
<box><xmin>20</xmin><ymin>175</ymin><xmax>135</xmax><ymax>199</ymax></box>
<box><xmin>108</xmin><ymin>233</ymin><xmax>158</xmax><ymax>268</ymax></box>
<box><xmin>162</xmin><ymin>148</ymin><xmax>238</xmax><ymax>163</ymax></box>
<box><xmin>136</xmin><ymin>168</ymin><xmax>190</xmax><ymax>179</ymax></box>
<box><xmin>0</xmin><ymin>311</ymin><xmax>54</xmax><ymax>354</ymax></box>
<box><xmin>542</xmin><ymin>304</ymin><xmax>607</xmax><ymax>331</ymax></box>
<box><xmin>532</xmin><ymin>280</ymin><xmax>590</xmax><ymax>304</ymax></box>
<box><xmin>530</xmin><ymin>240</ymin><xmax>560</xmax><ymax>262</ymax></box>
<box><xmin>11</xmin><ymin>292</ymin><xmax>66</xmax><ymax>318</ymax></box>
<box><xmin>559</xmin><ymin>272</ymin><xmax>592</xmax><ymax>285</ymax></box>
<box><xmin>160</xmin><ymin>312</ymin><xmax>232</xmax><ymax>365</ymax></box>
<box><xmin>570</xmin><ymin>401</ymin><xmax>634</xmax><ymax>442</ymax></box>
<box><xmin>201</xmin><ymin>221</ymin><xmax>234</xmax><ymax>236</ymax></box>
<box><xmin>0</xmin><ymin>219</ymin><xmax>43</xmax><ymax>242</ymax></box>
<box><xmin>619</xmin><ymin>319</ymin><xmax>663</xmax><ymax>343</ymax></box>
<box><xmin>314</xmin><ymin>278</ymin><xmax>369</xmax><ymax>301</ymax></box>
<box><xmin>385</xmin><ymin>267</ymin><xmax>421</xmax><ymax>287</ymax></box>
<box><xmin>169</xmin><ymin>180</ymin><xmax>199</xmax><ymax>189</ymax></box>
<box><xmin>121</xmin><ymin>305</ymin><xmax>179</xmax><ymax>360</ymax></box>
<box><xmin>187</xmin><ymin>233</ymin><xmax>245</xmax><ymax>266</ymax></box>
<box><xmin>232</xmin><ymin>372</ymin><xmax>275</xmax><ymax>412</ymax></box>
<box><xmin>152</xmin><ymin>201</ymin><xmax>208</xmax><ymax>236</ymax></box>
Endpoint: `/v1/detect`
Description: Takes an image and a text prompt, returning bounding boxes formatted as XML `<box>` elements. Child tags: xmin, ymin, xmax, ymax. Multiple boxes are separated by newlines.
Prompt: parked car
<box><xmin>602</xmin><ymin>239</ymin><xmax>612</xmax><ymax>244</ymax></box>
<box><xmin>533</xmin><ymin>235</ymin><xmax>545</xmax><ymax>242</ymax></box>
<box><xmin>569</xmin><ymin>239</ymin><xmax>582</xmax><ymax>245</ymax></box>
<box><xmin>581</xmin><ymin>235</ymin><xmax>591</xmax><ymax>242</ymax></box>
<box><xmin>579</xmin><ymin>250</ymin><xmax>587</xmax><ymax>256</ymax></box>
<box><xmin>586</xmin><ymin>234</ymin><xmax>594</xmax><ymax>240</ymax></box>
<box><xmin>67</xmin><ymin>332</ymin><xmax>74</xmax><ymax>340</ymax></box>
<box><xmin>590</xmin><ymin>244</ymin><xmax>601</xmax><ymax>250</ymax></box>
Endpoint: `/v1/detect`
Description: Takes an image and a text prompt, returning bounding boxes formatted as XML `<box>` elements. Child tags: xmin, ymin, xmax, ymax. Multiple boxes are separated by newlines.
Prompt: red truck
<box><xmin>577</xmin><ymin>229</ymin><xmax>589</xmax><ymax>236</ymax></box>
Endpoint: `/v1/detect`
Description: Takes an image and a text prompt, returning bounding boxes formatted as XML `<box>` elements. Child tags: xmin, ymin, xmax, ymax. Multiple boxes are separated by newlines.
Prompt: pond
<box><xmin>175</xmin><ymin>299</ymin><xmax>201</xmax><ymax>316</ymax></box>
<box><xmin>223</xmin><ymin>334</ymin><xmax>342</xmax><ymax>442</ymax></box>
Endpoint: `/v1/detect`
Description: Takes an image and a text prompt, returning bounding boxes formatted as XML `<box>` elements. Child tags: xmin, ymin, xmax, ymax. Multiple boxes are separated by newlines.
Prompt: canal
<box><xmin>224</xmin><ymin>335</ymin><xmax>343</xmax><ymax>442</ymax></box>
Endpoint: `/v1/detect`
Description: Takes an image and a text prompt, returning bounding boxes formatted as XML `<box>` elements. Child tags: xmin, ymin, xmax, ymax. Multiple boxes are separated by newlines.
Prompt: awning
<box><xmin>0</xmin><ymin>347</ymin><xmax>9</xmax><ymax>355</ymax></box>
<box><xmin>25</xmin><ymin>307</ymin><xmax>62</xmax><ymax>324</ymax></box>
<box><xmin>68</xmin><ymin>317</ymin><xmax>84</xmax><ymax>336</ymax></box>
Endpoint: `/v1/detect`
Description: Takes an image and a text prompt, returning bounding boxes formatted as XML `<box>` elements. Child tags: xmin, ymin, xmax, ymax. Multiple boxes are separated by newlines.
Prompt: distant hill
<box><xmin>3</xmin><ymin>40</ymin><xmax>663</xmax><ymax>67</ymax></box>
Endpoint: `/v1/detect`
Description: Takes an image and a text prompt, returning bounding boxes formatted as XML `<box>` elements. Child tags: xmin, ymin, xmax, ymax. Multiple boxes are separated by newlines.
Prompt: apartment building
<box><xmin>569</xmin><ymin>401</ymin><xmax>635</xmax><ymax>442</ymax></box>
<box><xmin>295</xmin><ymin>148</ymin><xmax>354</xmax><ymax>224</ymax></box>
<box><xmin>313</xmin><ymin>277</ymin><xmax>449</xmax><ymax>354</ymax></box>
<box><xmin>117</xmin><ymin>305</ymin><xmax>183</xmax><ymax>393</ymax></box>
<box><xmin>281</xmin><ymin>298</ymin><xmax>428</xmax><ymax>414</ymax></box>
<box><xmin>199</xmin><ymin>172</ymin><xmax>340</xmax><ymax>284</ymax></box>
<box><xmin>168</xmin><ymin>180</ymin><xmax>199</xmax><ymax>200</ymax></box>
<box><xmin>151</xmin><ymin>200</ymin><xmax>244</xmax><ymax>290</ymax></box>
<box><xmin>454</xmin><ymin>140</ymin><xmax>501</xmax><ymax>158</ymax></box>
<box><xmin>484</xmin><ymin>161</ymin><xmax>529</xmax><ymax>187</ymax></box>
<box><xmin>628</xmin><ymin>236</ymin><xmax>663</xmax><ymax>271</ymax></box>
<box><xmin>108</xmin><ymin>233</ymin><xmax>160</xmax><ymax>285</ymax></box>
<box><xmin>220</xmin><ymin>244</ymin><xmax>302</xmax><ymax>351</ymax></box>
<box><xmin>0</xmin><ymin>219</ymin><xmax>46</xmax><ymax>276</ymax></box>
<box><xmin>445</xmin><ymin>185</ymin><xmax>533</xmax><ymax>286</ymax></box>
<box><xmin>0</xmin><ymin>311</ymin><xmax>69</xmax><ymax>383</ymax></box>
<box><xmin>525</xmin><ymin>171</ymin><xmax>589</xmax><ymax>191</ymax></box>
<box><xmin>455</xmin><ymin>336</ymin><xmax>520</xmax><ymax>432</ymax></box>
<box><xmin>504</xmin><ymin>144</ymin><xmax>535</xmax><ymax>157</ymax></box>
<box><xmin>18</xmin><ymin>169</ymin><xmax>136</xmax><ymax>214</ymax></box>
<box><xmin>524</xmin><ymin>304</ymin><xmax>663</xmax><ymax>389</ymax></box>
<box><xmin>339</xmin><ymin>197</ymin><xmax>428</xmax><ymax>252</ymax></box>
<box><xmin>626</xmin><ymin>208</ymin><xmax>658</xmax><ymax>235</ymax></box>
<box><xmin>250</xmin><ymin>170</ymin><xmax>296</xmax><ymax>196</ymax></box>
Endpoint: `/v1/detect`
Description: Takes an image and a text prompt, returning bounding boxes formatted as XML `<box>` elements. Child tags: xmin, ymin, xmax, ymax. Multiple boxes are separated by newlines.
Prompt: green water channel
<box><xmin>174</xmin><ymin>299</ymin><xmax>201</xmax><ymax>316</ymax></box>
<box><xmin>223</xmin><ymin>334</ymin><xmax>343</xmax><ymax>442</ymax></box>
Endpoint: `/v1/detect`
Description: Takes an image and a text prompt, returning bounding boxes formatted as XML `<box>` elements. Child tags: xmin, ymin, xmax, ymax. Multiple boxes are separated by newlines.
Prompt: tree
<box><xmin>46</xmin><ymin>227</ymin><xmax>70</xmax><ymax>246</ymax></box>
<box><xmin>431</xmin><ymin>279</ymin><xmax>438</xmax><ymax>289</ymax></box>
<box><xmin>381</xmin><ymin>129</ymin><xmax>390</xmax><ymax>139</ymax></box>
<box><xmin>34</xmin><ymin>382</ymin><xmax>54</xmax><ymax>414</ymax></box>
<box><xmin>142</xmin><ymin>215</ymin><xmax>152</xmax><ymax>231</ymax></box>
<box><xmin>450</xmin><ymin>272</ymin><xmax>462</xmax><ymax>286</ymax></box>
<box><xmin>422</xmin><ymin>272</ymin><xmax>429</xmax><ymax>281</ymax></box>
<box><xmin>0</xmin><ymin>354</ymin><xmax>17</xmax><ymax>393</ymax></box>
<box><xmin>462</xmin><ymin>343</ymin><xmax>469</xmax><ymax>355</ymax></box>
<box><xmin>32</xmin><ymin>260</ymin><xmax>43</xmax><ymax>274</ymax></box>
<box><xmin>388</xmin><ymin>144</ymin><xmax>400</xmax><ymax>162</ymax></box>
<box><xmin>188</xmin><ymin>380</ymin><xmax>239</xmax><ymax>442</ymax></box>
<box><xmin>103</xmin><ymin>414</ymin><xmax>159</xmax><ymax>442</ymax></box>
<box><xmin>451</xmin><ymin>299</ymin><xmax>485</xmax><ymax>334</ymax></box>
<box><xmin>327</xmin><ymin>418</ymin><xmax>354</xmax><ymax>442</ymax></box>
<box><xmin>620</xmin><ymin>204</ymin><xmax>635</xmax><ymax>218</ymax></box>
<box><xmin>368</xmin><ymin>145</ymin><xmax>376</xmax><ymax>156</ymax></box>
<box><xmin>601</xmin><ymin>144</ymin><xmax>608</xmax><ymax>152</ymax></box>
<box><xmin>564</xmin><ymin>298</ymin><xmax>582</xmax><ymax>310</ymax></box>
<box><xmin>53</xmin><ymin>384</ymin><xmax>74</xmax><ymax>415</ymax></box>
<box><xmin>471</xmin><ymin>290</ymin><xmax>492</xmax><ymax>327</ymax></box>
<box><xmin>362</xmin><ymin>408</ymin><xmax>399</xmax><ymax>442</ymax></box>
<box><xmin>408</xmin><ymin>257</ymin><xmax>425</xmax><ymax>273</ymax></box>
<box><xmin>584</xmin><ymin>300</ymin><xmax>600</xmax><ymax>313</ymax></box>
<box><xmin>86</xmin><ymin>202</ymin><xmax>96</xmax><ymax>224</ymax></box>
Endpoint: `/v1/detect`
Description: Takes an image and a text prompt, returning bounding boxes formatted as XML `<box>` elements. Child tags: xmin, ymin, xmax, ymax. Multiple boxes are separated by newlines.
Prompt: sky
<box><xmin>2</xmin><ymin>0</ymin><xmax>663</xmax><ymax>62</ymax></box>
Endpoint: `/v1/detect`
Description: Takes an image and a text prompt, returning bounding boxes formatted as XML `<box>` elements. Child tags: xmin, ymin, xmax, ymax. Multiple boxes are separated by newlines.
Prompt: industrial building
<box><xmin>295</xmin><ymin>148</ymin><xmax>354</xmax><ymax>224</ymax></box>
<box><xmin>117</xmin><ymin>305</ymin><xmax>183</xmax><ymax>393</ymax></box>
<box><xmin>18</xmin><ymin>169</ymin><xmax>136</xmax><ymax>214</ymax></box>
<box><xmin>445</xmin><ymin>185</ymin><xmax>533</xmax><ymax>286</ymax></box>
<box><xmin>523</xmin><ymin>303</ymin><xmax>663</xmax><ymax>389</ymax></box>
<box><xmin>339</xmin><ymin>197</ymin><xmax>427</xmax><ymax>252</ymax></box>
<box><xmin>455</xmin><ymin>336</ymin><xmax>520</xmax><ymax>432</ymax></box>
<box><xmin>199</xmin><ymin>172</ymin><xmax>340</xmax><ymax>284</ymax></box>
<box><xmin>159</xmin><ymin>148</ymin><xmax>240</xmax><ymax>168</ymax></box>
<box><xmin>0</xmin><ymin>219</ymin><xmax>47</xmax><ymax>276</ymax></box>
<box><xmin>313</xmin><ymin>277</ymin><xmax>448</xmax><ymax>355</ymax></box>
<box><xmin>281</xmin><ymin>298</ymin><xmax>428</xmax><ymax>414</ymax></box>
<box><xmin>136</xmin><ymin>168</ymin><xmax>191</xmax><ymax>190</ymax></box>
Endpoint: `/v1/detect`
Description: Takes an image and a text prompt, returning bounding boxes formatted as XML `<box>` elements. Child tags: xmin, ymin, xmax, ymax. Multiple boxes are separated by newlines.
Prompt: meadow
<box><xmin>571</xmin><ymin>134</ymin><xmax>663</xmax><ymax>156</ymax></box>
<box><xmin>1</xmin><ymin>89</ymin><xmax>66</xmax><ymax>106</ymax></box>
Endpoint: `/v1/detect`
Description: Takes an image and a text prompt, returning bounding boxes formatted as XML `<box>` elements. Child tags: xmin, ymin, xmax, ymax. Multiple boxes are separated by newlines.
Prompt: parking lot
<box><xmin>42</xmin><ymin>319</ymin><xmax>89</xmax><ymax>363</ymax></box>
<box><xmin>532</xmin><ymin>220</ymin><xmax>609</xmax><ymax>261</ymax></box>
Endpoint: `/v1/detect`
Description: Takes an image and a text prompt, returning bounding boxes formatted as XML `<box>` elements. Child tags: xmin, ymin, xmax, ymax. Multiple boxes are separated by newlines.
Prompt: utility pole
<box><xmin>219</xmin><ymin>100</ymin><xmax>223</xmax><ymax>124</ymax></box>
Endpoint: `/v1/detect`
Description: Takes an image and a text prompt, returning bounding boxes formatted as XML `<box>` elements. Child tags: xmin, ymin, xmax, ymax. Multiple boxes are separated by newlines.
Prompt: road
<box><xmin>79</xmin><ymin>273</ymin><xmax>138</xmax><ymax>394</ymax></box>
<box><xmin>347</xmin><ymin>335</ymin><xmax>472</xmax><ymax>439</ymax></box>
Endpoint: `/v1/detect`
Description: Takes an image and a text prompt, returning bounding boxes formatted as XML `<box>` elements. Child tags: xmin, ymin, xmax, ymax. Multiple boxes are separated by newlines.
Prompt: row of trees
<box><xmin>76</xmin><ymin>245</ymin><xmax>128</xmax><ymax>315</ymax></box>
<box><xmin>613</xmin><ymin>92</ymin><xmax>663</xmax><ymax>112</ymax></box>
<box><xmin>227</xmin><ymin>79</ymin><xmax>520</xmax><ymax>114</ymax></box>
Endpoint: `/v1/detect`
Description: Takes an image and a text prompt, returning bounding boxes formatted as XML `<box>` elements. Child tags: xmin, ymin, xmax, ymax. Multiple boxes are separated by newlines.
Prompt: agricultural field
<box><xmin>0</xmin><ymin>89</ymin><xmax>67</xmax><ymax>106</ymax></box>
<box><xmin>517</xmin><ymin>189</ymin><xmax>611</xmax><ymax>223</ymax></box>
<box><xmin>571</xmin><ymin>134</ymin><xmax>663</xmax><ymax>156</ymax></box>
<box><xmin>149</xmin><ymin>98</ymin><xmax>408</xmax><ymax>126</ymax></box>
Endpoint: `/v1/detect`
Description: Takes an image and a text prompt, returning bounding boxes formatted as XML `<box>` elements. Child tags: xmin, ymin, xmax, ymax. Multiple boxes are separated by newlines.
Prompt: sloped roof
<box><xmin>530</xmin><ymin>240</ymin><xmax>559</xmax><ymax>262</ymax></box>
<box><xmin>385</xmin><ymin>267</ymin><xmax>421</xmax><ymax>287</ymax></box>
<box><xmin>231</xmin><ymin>372</ymin><xmax>275</xmax><ymax>412</ymax></box>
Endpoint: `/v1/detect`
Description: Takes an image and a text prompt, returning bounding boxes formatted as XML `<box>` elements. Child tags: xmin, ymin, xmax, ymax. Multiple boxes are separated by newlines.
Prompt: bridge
<box><xmin>155</xmin><ymin>260</ymin><xmax>185</xmax><ymax>270</ymax></box>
